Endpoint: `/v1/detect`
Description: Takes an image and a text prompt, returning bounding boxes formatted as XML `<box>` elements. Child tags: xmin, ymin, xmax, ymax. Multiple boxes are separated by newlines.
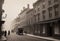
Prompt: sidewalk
<box><xmin>0</xmin><ymin>35</ymin><xmax>7</xmax><ymax>41</ymax></box>
<box><xmin>26</xmin><ymin>34</ymin><xmax>60</xmax><ymax>41</ymax></box>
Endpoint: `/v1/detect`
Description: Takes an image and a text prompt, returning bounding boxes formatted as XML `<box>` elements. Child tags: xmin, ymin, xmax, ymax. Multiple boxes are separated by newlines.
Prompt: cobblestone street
<box><xmin>7</xmin><ymin>33</ymin><xmax>52</xmax><ymax>41</ymax></box>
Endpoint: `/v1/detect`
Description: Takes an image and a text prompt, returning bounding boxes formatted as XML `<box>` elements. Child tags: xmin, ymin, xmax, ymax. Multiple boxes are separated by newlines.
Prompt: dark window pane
<box><xmin>54</xmin><ymin>0</ymin><xmax>58</xmax><ymax>2</ymax></box>
<box><xmin>42</xmin><ymin>4</ymin><xmax>45</xmax><ymax>9</ymax></box>
<box><xmin>48</xmin><ymin>0</ymin><xmax>52</xmax><ymax>5</ymax></box>
<box><xmin>48</xmin><ymin>7</ymin><xmax>52</xmax><ymax>18</ymax></box>
<box><xmin>42</xmin><ymin>10</ymin><xmax>46</xmax><ymax>20</ymax></box>
<box><xmin>54</xmin><ymin>4</ymin><xmax>59</xmax><ymax>17</ymax></box>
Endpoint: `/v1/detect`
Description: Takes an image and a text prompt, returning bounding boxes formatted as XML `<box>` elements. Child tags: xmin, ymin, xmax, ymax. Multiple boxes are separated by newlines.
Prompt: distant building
<box><xmin>13</xmin><ymin>4</ymin><xmax>30</xmax><ymax>33</ymax></box>
<box><xmin>12</xmin><ymin>17</ymin><xmax>20</xmax><ymax>32</ymax></box>
<box><xmin>24</xmin><ymin>9</ymin><xmax>35</xmax><ymax>34</ymax></box>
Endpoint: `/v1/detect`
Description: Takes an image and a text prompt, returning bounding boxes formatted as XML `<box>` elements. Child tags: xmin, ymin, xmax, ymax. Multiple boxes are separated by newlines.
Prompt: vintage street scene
<box><xmin>0</xmin><ymin>0</ymin><xmax>60</xmax><ymax>41</ymax></box>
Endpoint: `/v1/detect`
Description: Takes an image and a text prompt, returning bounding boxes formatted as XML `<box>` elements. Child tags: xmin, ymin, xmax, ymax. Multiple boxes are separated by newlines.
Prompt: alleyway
<box><xmin>7</xmin><ymin>32</ymin><xmax>52</xmax><ymax>41</ymax></box>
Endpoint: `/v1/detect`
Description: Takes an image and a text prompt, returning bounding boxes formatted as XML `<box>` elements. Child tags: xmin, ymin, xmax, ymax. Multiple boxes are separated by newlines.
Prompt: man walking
<box><xmin>4</xmin><ymin>31</ymin><xmax>7</xmax><ymax>37</ymax></box>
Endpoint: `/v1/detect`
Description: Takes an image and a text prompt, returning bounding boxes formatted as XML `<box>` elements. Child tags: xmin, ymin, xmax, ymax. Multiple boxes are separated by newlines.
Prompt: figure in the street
<box><xmin>8</xmin><ymin>31</ymin><xmax>10</xmax><ymax>35</ymax></box>
<box><xmin>4</xmin><ymin>31</ymin><xmax>7</xmax><ymax>37</ymax></box>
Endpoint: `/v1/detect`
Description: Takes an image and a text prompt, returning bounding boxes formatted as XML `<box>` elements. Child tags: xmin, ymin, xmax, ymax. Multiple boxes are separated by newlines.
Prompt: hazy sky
<box><xmin>3</xmin><ymin>0</ymin><xmax>37</xmax><ymax>21</ymax></box>
<box><xmin>2</xmin><ymin>0</ymin><xmax>37</xmax><ymax>30</ymax></box>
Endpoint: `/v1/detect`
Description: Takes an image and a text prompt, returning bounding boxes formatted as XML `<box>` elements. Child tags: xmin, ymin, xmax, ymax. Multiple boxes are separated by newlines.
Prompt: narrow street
<box><xmin>7</xmin><ymin>33</ymin><xmax>52</xmax><ymax>41</ymax></box>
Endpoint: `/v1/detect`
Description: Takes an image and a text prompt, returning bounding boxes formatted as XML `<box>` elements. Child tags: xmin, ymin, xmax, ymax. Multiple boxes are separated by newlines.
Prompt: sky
<box><xmin>2</xmin><ymin>0</ymin><xmax>37</xmax><ymax>30</ymax></box>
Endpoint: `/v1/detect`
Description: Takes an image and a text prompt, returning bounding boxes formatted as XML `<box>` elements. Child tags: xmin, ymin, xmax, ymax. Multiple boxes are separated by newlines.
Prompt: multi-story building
<box><xmin>14</xmin><ymin>4</ymin><xmax>30</xmax><ymax>33</ymax></box>
<box><xmin>0</xmin><ymin>0</ymin><xmax>5</xmax><ymax>38</ymax></box>
<box><xmin>25</xmin><ymin>0</ymin><xmax>60</xmax><ymax>39</ymax></box>
<box><xmin>24</xmin><ymin>9</ymin><xmax>35</xmax><ymax>34</ymax></box>
<box><xmin>12</xmin><ymin>17</ymin><xmax>20</xmax><ymax>32</ymax></box>
<box><xmin>14</xmin><ymin>0</ymin><xmax>60</xmax><ymax>39</ymax></box>
<box><xmin>19</xmin><ymin>4</ymin><xmax>30</xmax><ymax>29</ymax></box>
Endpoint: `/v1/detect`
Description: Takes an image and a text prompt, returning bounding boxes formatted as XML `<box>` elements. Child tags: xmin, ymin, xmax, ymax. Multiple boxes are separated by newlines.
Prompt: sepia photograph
<box><xmin>0</xmin><ymin>0</ymin><xmax>60</xmax><ymax>41</ymax></box>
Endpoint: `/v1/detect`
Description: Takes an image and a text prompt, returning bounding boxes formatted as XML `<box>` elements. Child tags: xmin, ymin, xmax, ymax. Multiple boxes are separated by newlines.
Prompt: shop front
<box><xmin>52</xmin><ymin>21</ymin><xmax>60</xmax><ymax>39</ymax></box>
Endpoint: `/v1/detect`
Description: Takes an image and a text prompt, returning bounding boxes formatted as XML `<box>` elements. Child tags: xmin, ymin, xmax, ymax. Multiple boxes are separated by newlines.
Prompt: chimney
<box><xmin>27</xmin><ymin>4</ymin><xmax>29</xmax><ymax>8</ymax></box>
<box><xmin>23</xmin><ymin>7</ymin><xmax>25</xmax><ymax>10</ymax></box>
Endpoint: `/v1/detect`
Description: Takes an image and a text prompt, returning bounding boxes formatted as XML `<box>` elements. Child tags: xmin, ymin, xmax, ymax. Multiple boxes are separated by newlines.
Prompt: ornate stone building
<box><xmin>14</xmin><ymin>4</ymin><xmax>30</xmax><ymax>33</ymax></box>
<box><xmin>25</xmin><ymin>0</ymin><xmax>60</xmax><ymax>39</ymax></box>
<box><xmin>14</xmin><ymin>0</ymin><xmax>60</xmax><ymax>39</ymax></box>
<box><xmin>24</xmin><ymin>9</ymin><xmax>35</xmax><ymax>34</ymax></box>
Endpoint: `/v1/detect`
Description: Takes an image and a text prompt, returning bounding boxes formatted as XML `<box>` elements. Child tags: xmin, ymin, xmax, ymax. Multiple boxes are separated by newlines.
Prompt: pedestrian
<box><xmin>4</xmin><ymin>31</ymin><xmax>7</xmax><ymax>37</ymax></box>
<box><xmin>8</xmin><ymin>31</ymin><xmax>10</xmax><ymax>35</ymax></box>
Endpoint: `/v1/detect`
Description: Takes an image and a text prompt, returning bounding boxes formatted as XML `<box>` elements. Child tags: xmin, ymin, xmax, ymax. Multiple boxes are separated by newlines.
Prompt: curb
<box><xmin>26</xmin><ymin>34</ymin><xmax>60</xmax><ymax>41</ymax></box>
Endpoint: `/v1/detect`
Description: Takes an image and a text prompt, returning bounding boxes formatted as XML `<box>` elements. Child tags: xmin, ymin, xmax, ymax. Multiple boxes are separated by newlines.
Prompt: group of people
<box><xmin>2</xmin><ymin>31</ymin><xmax>10</xmax><ymax>37</ymax></box>
<box><xmin>0</xmin><ymin>31</ymin><xmax>10</xmax><ymax>41</ymax></box>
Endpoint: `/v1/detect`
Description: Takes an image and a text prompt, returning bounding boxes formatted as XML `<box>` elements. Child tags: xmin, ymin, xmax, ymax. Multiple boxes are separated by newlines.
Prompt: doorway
<box><xmin>47</xmin><ymin>23</ymin><xmax>53</xmax><ymax>36</ymax></box>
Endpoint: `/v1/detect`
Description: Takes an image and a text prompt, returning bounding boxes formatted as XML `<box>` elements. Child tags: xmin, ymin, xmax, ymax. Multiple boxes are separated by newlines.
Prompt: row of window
<box><xmin>36</xmin><ymin>0</ymin><xmax>58</xmax><ymax>12</ymax></box>
<box><xmin>39</xmin><ymin>4</ymin><xmax>59</xmax><ymax>20</ymax></box>
<box><xmin>27</xmin><ymin>4</ymin><xmax>59</xmax><ymax>24</ymax></box>
<box><xmin>42</xmin><ymin>0</ymin><xmax>58</xmax><ymax>4</ymax></box>
<box><xmin>48</xmin><ymin>0</ymin><xmax>58</xmax><ymax>5</ymax></box>
<box><xmin>27</xmin><ymin>0</ymin><xmax>59</xmax><ymax>24</ymax></box>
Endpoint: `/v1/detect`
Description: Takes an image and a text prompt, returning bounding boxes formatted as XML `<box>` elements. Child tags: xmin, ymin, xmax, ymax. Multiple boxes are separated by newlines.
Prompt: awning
<box><xmin>0</xmin><ymin>21</ymin><xmax>5</xmax><ymax>24</ymax></box>
<box><xmin>38</xmin><ymin>18</ymin><xmax>60</xmax><ymax>24</ymax></box>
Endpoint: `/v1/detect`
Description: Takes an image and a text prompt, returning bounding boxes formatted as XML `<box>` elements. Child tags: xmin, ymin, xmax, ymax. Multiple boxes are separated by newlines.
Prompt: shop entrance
<box><xmin>47</xmin><ymin>23</ymin><xmax>53</xmax><ymax>36</ymax></box>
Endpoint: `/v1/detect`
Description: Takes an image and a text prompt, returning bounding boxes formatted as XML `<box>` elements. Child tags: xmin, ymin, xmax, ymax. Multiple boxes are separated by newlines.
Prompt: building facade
<box><xmin>14</xmin><ymin>0</ymin><xmax>60</xmax><ymax>39</ymax></box>
<box><xmin>12</xmin><ymin>17</ymin><xmax>20</xmax><ymax>32</ymax></box>
<box><xmin>14</xmin><ymin>4</ymin><xmax>30</xmax><ymax>33</ymax></box>
<box><xmin>25</xmin><ymin>0</ymin><xmax>60</xmax><ymax>39</ymax></box>
<box><xmin>0</xmin><ymin>0</ymin><xmax>5</xmax><ymax>38</ymax></box>
<box><xmin>24</xmin><ymin>9</ymin><xmax>35</xmax><ymax>34</ymax></box>
<box><xmin>18</xmin><ymin>5</ymin><xmax>30</xmax><ymax>32</ymax></box>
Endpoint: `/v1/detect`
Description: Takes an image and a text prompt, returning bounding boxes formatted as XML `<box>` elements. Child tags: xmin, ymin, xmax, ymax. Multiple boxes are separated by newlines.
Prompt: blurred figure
<box><xmin>1</xmin><ymin>31</ymin><xmax>7</xmax><ymax>41</ymax></box>
<box><xmin>8</xmin><ymin>31</ymin><xmax>10</xmax><ymax>35</ymax></box>
<box><xmin>4</xmin><ymin>31</ymin><xmax>7</xmax><ymax>37</ymax></box>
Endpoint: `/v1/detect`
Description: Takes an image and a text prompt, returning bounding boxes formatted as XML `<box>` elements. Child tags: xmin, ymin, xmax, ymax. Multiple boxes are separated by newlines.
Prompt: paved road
<box><xmin>7</xmin><ymin>33</ymin><xmax>52</xmax><ymax>41</ymax></box>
